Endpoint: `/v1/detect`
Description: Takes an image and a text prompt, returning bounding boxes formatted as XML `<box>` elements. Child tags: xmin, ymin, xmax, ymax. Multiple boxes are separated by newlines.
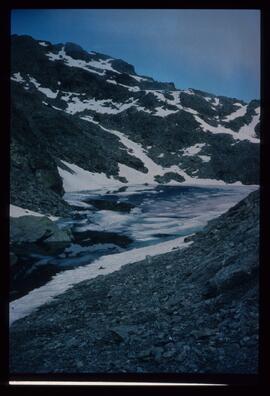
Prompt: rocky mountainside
<box><xmin>9</xmin><ymin>189</ymin><xmax>259</xmax><ymax>374</ymax></box>
<box><xmin>11</xmin><ymin>35</ymin><xmax>260</xmax><ymax>216</ymax></box>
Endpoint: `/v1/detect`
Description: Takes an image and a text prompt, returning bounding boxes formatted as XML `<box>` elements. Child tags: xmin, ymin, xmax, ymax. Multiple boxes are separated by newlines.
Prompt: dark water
<box><xmin>10</xmin><ymin>184</ymin><xmax>255</xmax><ymax>301</ymax></box>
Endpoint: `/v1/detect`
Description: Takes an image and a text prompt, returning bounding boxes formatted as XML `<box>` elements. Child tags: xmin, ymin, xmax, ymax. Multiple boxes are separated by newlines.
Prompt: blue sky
<box><xmin>11</xmin><ymin>9</ymin><xmax>260</xmax><ymax>102</ymax></box>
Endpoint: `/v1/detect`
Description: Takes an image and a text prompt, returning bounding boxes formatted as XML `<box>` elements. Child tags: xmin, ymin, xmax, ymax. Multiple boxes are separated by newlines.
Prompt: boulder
<box><xmin>110</xmin><ymin>325</ymin><xmax>140</xmax><ymax>342</ymax></box>
<box><xmin>154</xmin><ymin>172</ymin><xmax>185</xmax><ymax>184</ymax></box>
<box><xmin>82</xmin><ymin>199</ymin><xmax>135</xmax><ymax>212</ymax></box>
<box><xmin>202</xmin><ymin>254</ymin><xmax>258</xmax><ymax>299</ymax></box>
<box><xmin>10</xmin><ymin>215</ymin><xmax>72</xmax><ymax>244</ymax></box>
<box><xmin>10</xmin><ymin>251</ymin><xmax>18</xmax><ymax>266</ymax></box>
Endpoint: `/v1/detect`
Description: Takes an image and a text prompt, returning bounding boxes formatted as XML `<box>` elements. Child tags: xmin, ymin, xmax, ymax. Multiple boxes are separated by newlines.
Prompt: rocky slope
<box><xmin>9</xmin><ymin>189</ymin><xmax>259</xmax><ymax>374</ymax></box>
<box><xmin>11</xmin><ymin>35</ymin><xmax>260</xmax><ymax>216</ymax></box>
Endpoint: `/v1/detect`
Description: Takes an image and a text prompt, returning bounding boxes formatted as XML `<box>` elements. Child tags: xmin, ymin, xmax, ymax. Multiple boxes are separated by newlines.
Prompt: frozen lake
<box><xmin>10</xmin><ymin>184</ymin><xmax>257</xmax><ymax>324</ymax></box>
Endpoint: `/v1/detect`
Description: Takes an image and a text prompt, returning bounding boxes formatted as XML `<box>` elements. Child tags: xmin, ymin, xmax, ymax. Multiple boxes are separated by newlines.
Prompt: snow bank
<box><xmin>10</xmin><ymin>235</ymin><xmax>192</xmax><ymax>326</ymax></box>
<box><xmin>57</xmin><ymin>160</ymin><xmax>122</xmax><ymax>192</ymax></box>
<box><xmin>10</xmin><ymin>205</ymin><xmax>58</xmax><ymax>221</ymax></box>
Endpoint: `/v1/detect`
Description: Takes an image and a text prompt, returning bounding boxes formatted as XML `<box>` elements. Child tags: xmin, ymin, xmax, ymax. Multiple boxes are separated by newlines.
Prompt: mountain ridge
<box><xmin>11</xmin><ymin>34</ymin><xmax>260</xmax><ymax>216</ymax></box>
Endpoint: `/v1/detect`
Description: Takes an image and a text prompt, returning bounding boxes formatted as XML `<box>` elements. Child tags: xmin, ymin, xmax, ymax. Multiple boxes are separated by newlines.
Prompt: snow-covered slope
<box><xmin>11</xmin><ymin>34</ymin><xmax>260</xmax><ymax>214</ymax></box>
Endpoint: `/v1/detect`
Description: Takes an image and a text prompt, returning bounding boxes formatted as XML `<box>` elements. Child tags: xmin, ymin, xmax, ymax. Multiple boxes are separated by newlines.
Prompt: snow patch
<box><xmin>46</xmin><ymin>47</ymin><xmax>106</xmax><ymax>76</ymax></box>
<box><xmin>138</xmin><ymin>90</ymin><xmax>199</xmax><ymax>117</ymax></box>
<box><xmin>80</xmin><ymin>115</ymin><xmax>99</xmax><ymax>124</ymax></box>
<box><xmin>51</xmin><ymin>105</ymin><xmax>63</xmax><ymax>111</ymax></box>
<box><xmin>194</xmin><ymin>114</ymin><xmax>260</xmax><ymax>144</ymax></box>
<box><xmin>62</xmin><ymin>96</ymin><xmax>142</xmax><ymax>115</ymax></box>
<box><xmin>60</xmin><ymin>92</ymin><xmax>150</xmax><ymax>115</ymax></box>
<box><xmin>223</xmin><ymin>104</ymin><xmax>247</xmax><ymax>122</ymax></box>
<box><xmin>38</xmin><ymin>41</ymin><xmax>48</xmax><ymax>47</ymax></box>
<box><xmin>198</xmin><ymin>155</ymin><xmax>211</xmax><ymax>163</ymax></box>
<box><xmin>182</xmin><ymin>143</ymin><xmax>206</xmax><ymax>156</ymax></box>
<box><xmin>129</xmin><ymin>74</ymin><xmax>149</xmax><ymax>82</ymax></box>
<box><xmin>146</xmin><ymin>90</ymin><xmax>182</xmax><ymax>109</ymax></box>
<box><xmin>28</xmin><ymin>76</ymin><xmax>58</xmax><ymax>98</ymax></box>
<box><xmin>110</xmin><ymin>80</ymin><xmax>141</xmax><ymax>92</ymax></box>
<box><xmin>11</xmin><ymin>72</ymin><xmax>25</xmax><ymax>83</ymax></box>
<box><xmin>237</xmin><ymin>112</ymin><xmax>260</xmax><ymax>142</ymax></box>
<box><xmin>10</xmin><ymin>205</ymin><xmax>58</xmax><ymax>221</ymax></box>
<box><xmin>86</xmin><ymin>58</ymin><xmax>120</xmax><ymax>74</ymax></box>
<box><xmin>9</xmin><ymin>235</ymin><xmax>192</xmax><ymax>325</ymax></box>
<box><xmin>118</xmin><ymin>164</ymin><xmax>150</xmax><ymax>185</ymax></box>
<box><xmin>154</xmin><ymin>107</ymin><xmax>178</xmax><ymax>117</ymax></box>
<box><xmin>184</xmin><ymin>107</ymin><xmax>198</xmax><ymax>115</ymax></box>
<box><xmin>46</xmin><ymin>48</ymin><xmax>126</xmax><ymax>76</ymax></box>
<box><xmin>57</xmin><ymin>160</ymin><xmax>122</xmax><ymax>192</ymax></box>
<box><xmin>182</xmin><ymin>89</ymin><xmax>194</xmax><ymax>95</ymax></box>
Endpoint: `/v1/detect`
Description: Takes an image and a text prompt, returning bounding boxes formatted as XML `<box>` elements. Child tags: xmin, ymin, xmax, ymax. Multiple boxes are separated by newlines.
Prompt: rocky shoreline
<box><xmin>9</xmin><ymin>189</ymin><xmax>259</xmax><ymax>374</ymax></box>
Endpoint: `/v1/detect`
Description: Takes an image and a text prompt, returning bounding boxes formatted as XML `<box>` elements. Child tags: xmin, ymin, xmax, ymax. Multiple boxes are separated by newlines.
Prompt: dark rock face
<box><xmin>72</xmin><ymin>229</ymin><xmax>133</xmax><ymax>248</ymax></box>
<box><xmin>154</xmin><ymin>172</ymin><xmax>185</xmax><ymax>183</ymax></box>
<box><xmin>9</xmin><ymin>190</ymin><xmax>259</xmax><ymax>374</ymax></box>
<box><xmin>82</xmin><ymin>198</ymin><xmax>135</xmax><ymax>212</ymax></box>
<box><xmin>64</xmin><ymin>42</ymin><xmax>92</xmax><ymax>61</ymax></box>
<box><xmin>9</xmin><ymin>215</ymin><xmax>73</xmax><ymax>300</ymax></box>
<box><xmin>110</xmin><ymin>59</ymin><xmax>136</xmax><ymax>75</ymax></box>
<box><xmin>11</xmin><ymin>35</ymin><xmax>260</xmax><ymax>215</ymax></box>
<box><xmin>10</xmin><ymin>216</ymin><xmax>72</xmax><ymax>243</ymax></box>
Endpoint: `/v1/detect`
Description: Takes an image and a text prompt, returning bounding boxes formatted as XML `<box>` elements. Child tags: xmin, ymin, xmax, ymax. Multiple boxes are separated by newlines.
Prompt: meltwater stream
<box><xmin>10</xmin><ymin>184</ymin><xmax>257</xmax><ymax>325</ymax></box>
